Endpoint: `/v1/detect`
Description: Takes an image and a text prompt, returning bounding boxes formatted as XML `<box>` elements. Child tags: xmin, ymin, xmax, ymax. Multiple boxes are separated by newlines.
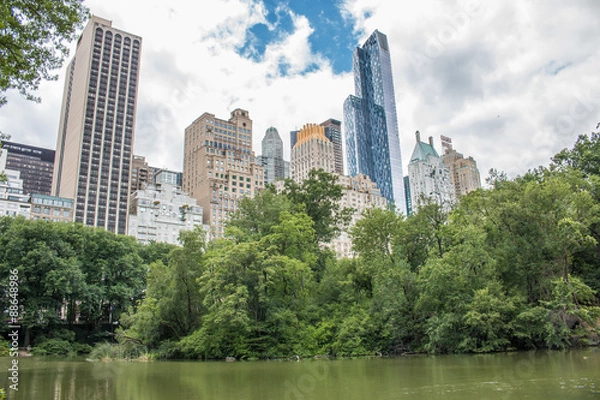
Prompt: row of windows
<box><xmin>32</xmin><ymin>207</ymin><xmax>71</xmax><ymax>217</ymax></box>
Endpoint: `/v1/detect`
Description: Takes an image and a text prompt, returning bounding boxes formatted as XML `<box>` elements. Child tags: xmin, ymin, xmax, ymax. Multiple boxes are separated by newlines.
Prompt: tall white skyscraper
<box><xmin>408</xmin><ymin>131</ymin><xmax>454</xmax><ymax>212</ymax></box>
<box><xmin>52</xmin><ymin>16</ymin><xmax>142</xmax><ymax>234</ymax></box>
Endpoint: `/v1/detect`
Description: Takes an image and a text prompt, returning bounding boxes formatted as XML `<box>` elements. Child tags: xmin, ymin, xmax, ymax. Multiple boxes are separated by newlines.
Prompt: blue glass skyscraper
<box><xmin>344</xmin><ymin>30</ymin><xmax>406</xmax><ymax>214</ymax></box>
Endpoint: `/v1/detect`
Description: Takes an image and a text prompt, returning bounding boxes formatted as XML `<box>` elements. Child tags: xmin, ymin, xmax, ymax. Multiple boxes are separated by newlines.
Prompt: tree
<box><xmin>120</xmin><ymin>228</ymin><xmax>206</xmax><ymax>346</ymax></box>
<box><xmin>227</xmin><ymin>187</ymin><xmax>294</xmax><ymax>241</ymax></box>
<box><xmin>138</xmin><ymin>241</ymin><xmax>177</xmax><ymax>266</ymax></box>
<box><xmin>351</xmin><ymin>208</ymin><xmax>402</xmax><ymax>265</ymax></box>
<box><xmin>552</xmin><ymin>130</ymin><xmax>600</xmax><ymax>178</ymax></box>
<box><xmin>0</xmin><ymin>0</ymin><xmax>88</xmax><ymax>106</ymax></box>
<box><xmin>282</xmin><ymin>169</ymin><xmax>353</xmax><ymax>243</ymax></box>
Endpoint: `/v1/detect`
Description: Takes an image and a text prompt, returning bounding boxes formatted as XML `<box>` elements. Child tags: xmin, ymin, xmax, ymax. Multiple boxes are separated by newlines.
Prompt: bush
<box><xmin>87</xmin><ymin>341</ymin><xmax>153</xmax><ymax>361</ymax></box>
<box><xmin>155</xmin><ymin>340</ymin><xmax>183</xmax><ymax>359</ymax></box>
<box><xmin>72</xmin><ymin>342</ymin><xmax>93</xmax><ymax>355</ymax></box>
<box><xmin>32</xmin><ymin>339</ymin><xmax>73</xmax><ymax>356</ymax></box>
<box><xmin>0</xmin><ymin>341</ymin><xmax>10</xmax><ymax>357</ymax></box>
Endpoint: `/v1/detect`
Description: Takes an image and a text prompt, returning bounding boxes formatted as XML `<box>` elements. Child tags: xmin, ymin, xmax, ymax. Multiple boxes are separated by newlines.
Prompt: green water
<box><xmin>2</xmin><ymin>348</ymin><xmax>599</xmax><ymax>399</ymax></box>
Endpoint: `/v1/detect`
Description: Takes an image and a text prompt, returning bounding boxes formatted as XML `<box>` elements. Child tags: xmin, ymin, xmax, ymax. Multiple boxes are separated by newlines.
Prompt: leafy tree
<box><xmin>75</xmin><ymin>227</ymin><xmax>146</xmax><ymax>326</ymax></box>
<box><xmin>535</xmin><ymin>276</ymin><xmax>600</xmax><ymax>349</ymax></box>
<box><xmin>227</xmin><ymin>186</ymin><xmax>294</xmax><ymax>241</ymax></box>
<box><xmin>138</xmin><ymin>241</ymin><xmax>177</xmax><ymax>266</ymax></box>
<box><xmin>552</xmin><ymin>130</ymin><xmax>600</xmax><ymax>177</ymax></box>
<box><xmin>120</xmin><ymin>227</ymin><xmax>206</xmax><ymax>346</ymax></box>
<box><xmin>0</xmin><ymin>217</ymin><xmax>147</xmax><ymax>346</ymax></box>
<box><xmin>351</xmin><ymin>208</ymin><xmax>402</xmax><ymax>265</ymax></box>
<box><xmin>282</xmin><ymin>169</ymin><xmax>353</xmax><ymax>243</ymax></box>
<box><xmin>551</xmin><ymin>130</ymin><xmax>600</xmax><ymax>291</ymax></box>
<box><xmin>460</xmin><ymin>283</ymin><xmax>518</xmax><ymax>352</ymax></box>
<box><xmin>0</xmin><ymin>218</ymin><xmax>84</xmax><ymax>344</ymax></box>
<box><xmin>415</xmin><ymin>222</ymin><xmax>498</xmax><ymax>353</ymax></box>
<box><xmin>94</xmin><ymin>135</ymin><xmax>600</xmax><ymax>357</ymax></box>
<box><xmin>0</xmin><ymin>0</ymin><xmax>88</xmax><ymax>106</ymax></box>
<box><xmin>178</xmin><ymin>209</ymin><xmax>318</xmax><ymax>359</ymax></box>
<box><xmin>401</xmin><ymin>199</ymin><xmax>450</xmax><ymax>269</ymax></box>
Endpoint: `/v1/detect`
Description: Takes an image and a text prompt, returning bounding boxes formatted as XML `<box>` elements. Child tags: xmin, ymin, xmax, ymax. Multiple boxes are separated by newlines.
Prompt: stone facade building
<box><xmin>182</xmin><ymin>108</ymin><xmax>264</xmax><ymax>239</ymax></box>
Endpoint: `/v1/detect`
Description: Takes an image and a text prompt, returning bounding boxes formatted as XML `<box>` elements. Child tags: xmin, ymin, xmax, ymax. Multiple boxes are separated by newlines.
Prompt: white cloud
<box><xmin>1</xmin><ymin>0</ymin><xmax>599</xmax><ymax>184</ymax></box>
<box><xmin>342</xmin><ymin>0</ymin><xmax>600</xmax><ymax>179</ymax></box>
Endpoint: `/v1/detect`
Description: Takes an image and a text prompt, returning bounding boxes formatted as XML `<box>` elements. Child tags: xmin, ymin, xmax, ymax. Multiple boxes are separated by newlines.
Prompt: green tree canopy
<box><xmin>0</xmin><ymin>0</ymin><xmax>88</xmax><ymax>106</ymax></box>
<box><xmin>552</xmin><ymin>130</ymin><xmax>600</xmax><ymax>177</ymax></box>
<box><xmin>282</xmin><ymin>169</ymin><xmax>353</xmax><ymax>244</ymax></box>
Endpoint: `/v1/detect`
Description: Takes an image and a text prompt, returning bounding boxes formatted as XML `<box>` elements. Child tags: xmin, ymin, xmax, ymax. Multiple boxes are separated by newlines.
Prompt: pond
<box><xmin>1</xmin><ymin>348</ymin><xmax>599</xmax><ymax>399</ymax></box>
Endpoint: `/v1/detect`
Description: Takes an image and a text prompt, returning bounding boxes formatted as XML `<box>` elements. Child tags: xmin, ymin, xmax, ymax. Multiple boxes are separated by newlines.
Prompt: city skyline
<box><xmin>1</xmin><ymin>1</ymin><xmax>599</xmax><ymax>183</ymax></box>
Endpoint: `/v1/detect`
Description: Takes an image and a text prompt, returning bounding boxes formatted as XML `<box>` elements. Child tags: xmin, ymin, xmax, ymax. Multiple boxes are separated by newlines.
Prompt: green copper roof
<box><xmin>410</xmin><ymin>140</ymin><xmax>439</xmax><ymax>163</ymax></box>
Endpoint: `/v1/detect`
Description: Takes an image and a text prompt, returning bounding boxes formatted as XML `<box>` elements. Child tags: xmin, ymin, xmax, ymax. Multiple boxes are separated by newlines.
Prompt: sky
<box><xmin>1</xmin><ymin>0</ymin><xmax>599</xmax><ymax>183</ymax></box>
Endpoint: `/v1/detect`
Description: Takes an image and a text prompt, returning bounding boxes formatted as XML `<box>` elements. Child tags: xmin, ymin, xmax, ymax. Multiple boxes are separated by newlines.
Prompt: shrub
<box><xmin>32</xmin><ymin>339</ymin><xmax>73</xmax><ymax>356</ymax></box>
<box><xmin>87</xmin><ymin>341</ymin><xmax>152</xmax><ymax>361</ymax></box>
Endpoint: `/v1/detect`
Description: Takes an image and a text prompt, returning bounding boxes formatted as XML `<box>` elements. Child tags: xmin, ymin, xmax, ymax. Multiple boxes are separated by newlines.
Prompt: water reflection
<box><xmin>1</xmin><ymin>348</ymin><xmax>598</xmax><ymax>399</ymax></box>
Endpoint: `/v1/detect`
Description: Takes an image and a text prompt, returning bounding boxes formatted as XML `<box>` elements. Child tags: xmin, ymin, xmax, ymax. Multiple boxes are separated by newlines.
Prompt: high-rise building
<box><xmin>291</xmin><ymin>123</ymin><xmax>336</xmax><ymax>182</ymax></box>
<box><xmin>1</xmin><ymin>141</ymin><xmax>55</xmax><ymax>196</ymax></box>
<box><xmin>52</xmin><ymin>15</ymin><xmax>142</xmax><ymax>234</ymax></box>
<box><xmin>404</xmin><ymin>176</ymin><xmax>412</xmax><ymax>216</ymax></box>
<box><xmin>131</xmin><ymin>155</ymin><xmax>155</xmax><ymax>193</ymax></box>
<box><xmin>331</xmin><ymin>173</ymin><xmax>387</xmax><ymax>258</ymax></box>
<box><xmin>407</xmin><ymin>131</ymin><xmax>454</xmax><ymax>212</ymax></box>
<box><xmin>182</xmin><ymin>108</ymin><xmax>264</xmax><ymax>239</ymax></box>
<box><xmin>128</xmin><ymin>178</ymin><xmax>205</xmax><ymax>246</ymax></box>
<box><xmin>285</xmin><ymin>123</ymin><xmax>387</xmax><ymax>258</ymax></box>
<box><xmin>320</xmin><ymin>119</ymin><xmax>344</xmax><ymax>174</ymax></box>
<box><xmin>0</xmin><ymin>148</ymin><xmax>31</xmax><ymax>218</ymax></box>
<box><xmin>258</xmin><ymin>127</ymin><xmax>288</xmax><ymax>183</ymax></box>
<box><xmin>290</xmin><ymin>130</ymin><xmax>299</xmax><ymax>151</ymax></box>
<box><xmin>344</xmin><ymin>30</ymin><xmax>406</xmax><ymax>213</ymax></box>
<box><xmin>440</xmin><ymin>138</ymin><xmax>481</xmax><ymax>198</ymax></box>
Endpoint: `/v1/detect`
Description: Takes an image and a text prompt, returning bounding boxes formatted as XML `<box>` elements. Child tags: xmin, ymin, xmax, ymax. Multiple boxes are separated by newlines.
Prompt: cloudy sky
<box><xmin>1</xmin><ymin>0</ymin><xmax>599</xmax><ymax>182</ymax></box>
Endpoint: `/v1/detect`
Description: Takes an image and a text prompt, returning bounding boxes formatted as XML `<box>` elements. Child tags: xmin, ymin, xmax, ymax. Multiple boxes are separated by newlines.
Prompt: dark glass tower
<box><xmin>2</xmin><ymin>141</ymin><xmax>55</xmax><ymax>196</ymax></box>
<box><xmin>320</xmin><ymin>119</ymin><xmax>343</xmax><ymax>174</ymax></box>
<box><xmin>53</xmin><ymin>16</ymin><xmax>142</xmax><ymax>234</ymax></box>
<box><xmin>343</xmin><ymin>30</ymin><xmax>406</xmax><ymax>214</ymax></box>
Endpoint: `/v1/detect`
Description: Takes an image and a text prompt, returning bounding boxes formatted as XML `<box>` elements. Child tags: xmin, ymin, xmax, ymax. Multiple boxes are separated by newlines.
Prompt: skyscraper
<box><xmin>130</xmin><ymin>155</ymin><xmax>160</xmax><ymax>193</ymax></box>
<box><xmin>182</xmin><ymin>108</ymin><xmax>264</xmax><ymax>239</ymax></box>
<box><xmin>408</xmin><ymin>131</ymin><xmax>454</xmax><ymax>212</ymax></box>
<box><xmin>1</xmin><ymin>141</ymin><xmax>55</xmax><ymax>196</ymax></box>
<box><xmin>52</xmin><ymin>16</ymin><xmax>142</xmax><ymax>234</ymax></box>
<box><xmin>320</xmin><ymin>119</ymin><xmax>344</xmax><ymax>174</ymax></box>
<box><xmin>440</xmin><ymin>137</ymin><xmax>481</xmax><ymax>199</ymax></box>
<box><xmin>0</xmin><ymin>149</ymin><xmax>31</xmax><ymax>218</ymax></box>
<box><xmin>344</xmin><ymin>30</ymin><xmax>406</xmax><ymax>214</ymax></box>
<box><xmin>258</xmin><ymin>127</ymin><xmax>288</xmax><ymax>183</ymax></box>
<box><xmin>290</xmin><ymin>130</ymin><xmax>299</xmax><ymax>150</ymax></box>
<box><xmin>290</xmin><ymin>123</ymin><xmax>336</xmax><ymax>182</ymax></box>
<box><xmin>285</xmin><ymin>122</ymin><xmax>387</xmax><ymax>259</ymax></box>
